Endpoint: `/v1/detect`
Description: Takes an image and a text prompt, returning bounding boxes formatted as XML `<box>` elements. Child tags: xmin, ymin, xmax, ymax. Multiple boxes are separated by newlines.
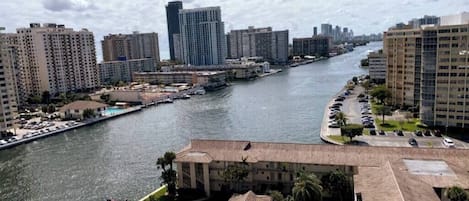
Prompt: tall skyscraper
<box><xmin>0</xmin><ymin>29</ymin><xmax>18</xmax><ymax>131</ymax></box>
<box><xmin>12</xmin><ymin>23</ymin><xmax>99</xmax><ymax>97</ymax></box>
<box><xmin>313</xmin><ymin>26</ymin><xmax>318</xmax><ymax>36</ymax></box>
<box><xmin>179</xmin><ymin>7</ymin><xmax>226</xmax><ymax>65</ymax></box>
<box><xmin>102</xmin><ymin>32</ymin><xmax>160</xmax><ymax>65</ymax></box>
<box><xmin>166</xmin><ymin>1</ymin><xmax>183</xmax><ymax>61</ymax></box>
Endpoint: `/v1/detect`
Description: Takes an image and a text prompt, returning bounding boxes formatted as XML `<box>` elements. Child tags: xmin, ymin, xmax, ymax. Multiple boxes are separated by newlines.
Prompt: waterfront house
<box><xmin>176</xmin><ymin>139</ymin><xmax>469</xmax><ymax>200</ymax></box>
<box><xmin>59</xmin><ymin>101</ymin><xmax>108</xmax><ymax>120</ymax></box>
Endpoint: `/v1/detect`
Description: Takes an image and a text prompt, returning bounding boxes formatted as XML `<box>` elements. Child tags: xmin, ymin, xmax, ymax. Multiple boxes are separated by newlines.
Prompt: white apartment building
<box><xmin>13</xmin><ymin>23</ymin><xmax>99</xmax><ymax>97</ymax></box>
<box><xmin>368</xmin><ymin>50</ymin><xmax>386</xmax><ymax>84</ymax></box>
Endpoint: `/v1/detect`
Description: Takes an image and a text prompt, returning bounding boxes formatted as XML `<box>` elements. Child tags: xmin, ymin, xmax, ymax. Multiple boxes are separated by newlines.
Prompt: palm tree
<box><xmin>156</xmin><ymin>152</ymin><xmax>177</xmax><ymax>196</ymax></box>
<box><xmin>335</xmin><ymin>112</ymin><xmax>347</xmax><ymax>127</ymax></box>
<box><xmin>292</xmin><ymin>173</ymin><xmax>323</xmax><ymax>201</ymax></box>
<box><xmin>445</xmin><ymin>186</ymin><xmax>468</xmax><ymax>201</ymax></box>
<box><xmin>321</xmin><ymin>170</ymin><xmax>352</xmax><ymax>201</ymax></box>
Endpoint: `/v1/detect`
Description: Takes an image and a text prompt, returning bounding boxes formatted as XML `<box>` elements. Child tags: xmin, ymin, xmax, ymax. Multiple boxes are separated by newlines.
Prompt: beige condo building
<box><xmin>176</xmin><ymin>139</ymin><xmax>469</xmax><ymax>200</ymax></box>
<box><xmin>0</xmin><ymin>30</ymin><xmax>18</xmax><ymax>131</ymax></box>
<box><xmin>11</xmin><ymin>23</ymin><xmax>99</xmax><ymax>97</ymax></box>
<box><xmin>384</xmin><ymin>13</ymin><xmax>469</xmax><ymax>128</ymax></box>
<box><xmin>102</xmin><ymin>32</ymin><xmax>160</xmax><ymax>66</ymax></box>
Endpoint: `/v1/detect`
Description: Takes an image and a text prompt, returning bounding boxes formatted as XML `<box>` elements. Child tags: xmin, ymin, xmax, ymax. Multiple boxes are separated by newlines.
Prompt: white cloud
<box><xmin>0</xmin><ymin>0</ymin><xmax>468</xmax><ymax>60</ymax></box>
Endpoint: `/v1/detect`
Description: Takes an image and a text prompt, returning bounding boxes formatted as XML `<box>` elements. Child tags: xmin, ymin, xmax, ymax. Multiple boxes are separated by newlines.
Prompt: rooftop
<box><xmin>176</xmin><ymin>139</ymin><xmax>469</xmax><ymax>201</ymax></box>
<box><xmin>59</xmin><ymin>101</ymin><xmax>108</xmax><ymax>112</ymax></box>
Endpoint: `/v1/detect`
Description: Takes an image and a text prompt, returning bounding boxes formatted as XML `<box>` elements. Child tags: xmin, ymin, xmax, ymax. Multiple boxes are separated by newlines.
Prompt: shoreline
<box><xmin>319</xmin><ymin>86</ymin><xmax>349</xmax><ymax>145</ymax></box>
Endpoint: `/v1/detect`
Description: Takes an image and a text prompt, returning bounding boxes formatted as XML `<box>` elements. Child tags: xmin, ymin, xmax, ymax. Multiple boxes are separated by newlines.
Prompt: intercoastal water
<box><xmin>0</xmin><ymin>42</ymin><xmax>381</xmax><ymax>201</ymax></box>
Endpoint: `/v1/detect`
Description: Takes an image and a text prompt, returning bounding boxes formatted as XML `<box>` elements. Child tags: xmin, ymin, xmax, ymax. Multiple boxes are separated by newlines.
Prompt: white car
<box><xmin>443</xmin><ymin>138</ymin><xmax>455</xmax><ymax>148</ymax></box>
<box><xmin>0</xmin><ymin>139</ymin><xmax>7</xmax><ymax>145</ymax></box>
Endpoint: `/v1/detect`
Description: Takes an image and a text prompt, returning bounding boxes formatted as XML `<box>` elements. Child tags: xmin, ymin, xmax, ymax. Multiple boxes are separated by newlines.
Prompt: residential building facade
<box><xmin>99</xmin><ymin>58</ymin><xmax>156</xmax><ymax>85</ymax></box>
<box><xmin>368</xmin><ymin>50</ymin><xmax>386</xmax><ymax>84</ymax></box>
<box><xmin>179</xmin><ymin>7</ymin><xmax>226</xmax><ymax>66</ymax></box>
<box><xmin>242</xmin><ymin>29</ymin><xmax>289</xmax><ymax>65</ymax></box>
<box><xmin>0</xmin><ymin>31</ymin><xmax>18</xmax><ymax>132</ymax></box>
<box><xmin>228</xmin><ymin>26</ymin><xmax>272</xmax><ymax>59</ymax></box>
<box><xmin>101</xmin><ymin>32</ymin><xmax>160</xmax><ymax>65</ymax></box>
<box><xmin>133</xmin><ymin>71</ymin><xmax>226</xmax><ymax>86</ymax></box>
<box><xmin>292</xmin><ymin>35</ymin><xmax>330</xmax><ymax>57</ymax></box>
<box><xmin>166</xmin><ymin>1</ymin><xmax>183</xmax><ymax>61</ymax></box>
<box><xmin>384</xmin><ymin>28</ymin><xmax>422</xmax><ymax>107</ymax></box>
<box><xmin>12</xmin><ymin>23</ymin><xmax>99</xmax><ymax>97</ymax></box>
<box><xmin>176</xmin><ymin>139</ymin><xmax>469</xmax><ymax>200</ymax></box>
<box><xmin>384</xmin><ymin>13</ymin><xmax>469</xmax><ymax>128</ymax></box>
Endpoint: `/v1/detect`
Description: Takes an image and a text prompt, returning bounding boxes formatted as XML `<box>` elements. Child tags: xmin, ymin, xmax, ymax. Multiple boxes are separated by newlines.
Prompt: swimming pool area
<box><xmin>103</xmin><ymin>107</ymin><xmax>125</xmax><ymax>116</ymax></box>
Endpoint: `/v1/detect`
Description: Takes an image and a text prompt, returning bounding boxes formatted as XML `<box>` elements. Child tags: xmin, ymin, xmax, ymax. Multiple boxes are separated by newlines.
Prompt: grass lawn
<box><xmin>327</xmin><ymin>135</ymin><xmax>350</xmax><ymax>144</ymax></box>
<box><xmin>375</xmin><ymin>118</ymin><xmax>419</xmax><ymax>131</ymax></box>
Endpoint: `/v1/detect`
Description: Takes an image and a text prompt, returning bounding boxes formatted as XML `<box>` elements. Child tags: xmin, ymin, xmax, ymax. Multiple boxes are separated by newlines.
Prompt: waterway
<box><xmin>0</xmin><ymin>42</ymin><xmax>382</xmax><ymax>201</ymax></box>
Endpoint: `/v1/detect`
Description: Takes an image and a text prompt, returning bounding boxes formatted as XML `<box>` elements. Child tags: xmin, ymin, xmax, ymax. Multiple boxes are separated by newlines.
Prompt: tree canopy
<box><xmin>340</xmin><ymin>124</ymin><xmax>364</xmax><ymax>141</ymax></box>
<box><xmin>445</xmin><ymin>186</ymin><xmax>468</xmax><ymax>201</ymax></box>
<box><xmin>293</xmin><ymin>173</ymin><xmax>323</xmax><ymax>201</ymax></box>
<box><xmin>370</xmin><ymin>85</ymin><xmax>391</xmax><ymax>105</ymax></box>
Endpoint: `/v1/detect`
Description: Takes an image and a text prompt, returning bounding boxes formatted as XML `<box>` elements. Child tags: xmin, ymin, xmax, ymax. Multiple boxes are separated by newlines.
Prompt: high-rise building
<box><xmin>384</xmin><ymin>13</ymin><xmax>469</xmax><ymax>128</ymax></box>
<box><xmin>102</xmin><ymin>32</ymin><xmax>160</xmax><ymax>65</ymax></box>
<box><xmin>292</xmin><ymin>35</ymin><xmax>330</xmax><ymax>57</ymax></box>
<box><xmin>172</xmin><ymin>33</ymin><xmax>182</xmax><ymax>62</ymax></box>
<box><xmin>228</xmin><ymin>26</ymin><xmax>272</xmax><ymax>59</ymax></box>
<box><xmin>409</xmin><ymin>15</ymin><xmax>440</xmax><ymax>28</ymax></box>
<box><xmin>99</xmin><ymin>58</ymin><xmax>156</xmax><ymax>85</ymax></box>
<box><xmin>12</xmin><ymin>23</ymin><xmax>99</xmax><ymax>97</ymax></box>
<box><xmin>368</xmin><ymin>50</ymin><xmax>386</xmax><ymax>84</ymax></box>
<box><xmin>241</xmin><ymin>29</ymin><xmax>289</xmax><ymax>65</ymax></box>
<box><xmin>384</xmin><ymin>28</ymin><xmax>422</xmax><ymax>107</ymax></box>
<box><xmin>321</xmin><ymin>23</ymin><xmax>333</xmax><ymax>37</ymax></box>
<box><xmin>179</xmin><ymin>7</ymin><xmax>226</xmax><ymax>66</ymax></box>
<box><xmin>313</xmin><ymin>26</ymin><xmax>318</xmax><ymax>36</ymax></box>
<box><xmin>0</xmin><ymin>29</ymin><xmax>18</xmax><ymax>132</ymax></box>
<box><xmin>166</xmin><ymin>1</ymin><xmax>183</xmax><ymax>60</ymax></box>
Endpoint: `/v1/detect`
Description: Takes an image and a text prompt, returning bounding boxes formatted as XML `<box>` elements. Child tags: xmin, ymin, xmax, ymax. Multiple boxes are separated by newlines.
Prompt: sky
<box><xmin>0</xmin><ymin>0</ymin><xmax>468</xmax><ymax>60</ymax></box>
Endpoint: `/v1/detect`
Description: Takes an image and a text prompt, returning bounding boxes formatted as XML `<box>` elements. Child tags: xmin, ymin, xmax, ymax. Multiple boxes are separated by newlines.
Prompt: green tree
<box><xmin>376</xmin><ymin>105</ymin><xmax>391</xmax><ymax>124</ymax></box>
<box><xmin>321</xmin><ymin>170</ymin><xmax>352</xmax><ymax>201</ymax></box>
<box><xmin>47</xmin><ymin>104</ymin><xmax>56</xmax><ymax>114</ymax></box>
<box><xmin>156</xmin><ymin>152</ymin><xmax>177</xmax><ymax>197</ymax></box>
<box><xmin>41</xmin><ymin>91</ymin><xmax>51</xmax><ymax>104</ymax></box>
<box><xmin>82</xmin><ymin>108</ymin><xmax>95</xmax><ymax>119</ymax></box>
<box><xmin>335</xmin><ymin>112</ymin><xmax>347</xmax><ymax>127</ymax></box>
<box><xmin>27</xmin><ymin>95</ymin><xmax>42</xmax><ymax>104</ymax></box>
<box><xmin>100</xmin><ymin>94</ymin><xmax>110</xmax><ymax>103</ymax></box>
<box><xmin>292</xmin><ymin>173</ymin><xmax>323</xmax><ymax>201</ymax></box>
<box><xmin>267</xmin><ymin>190</ymin><xmax>284</xmax><ymax>201</ymax></box>
<box><xmin>370</xmin><ymin>85</ymin><xmax>391</xmax><ymax>105</ymax></box>
<box><xmin>445</xmin><ymin>186</ymin><xmax>468</xmax><ymax>201</ymax></box>
<box><xmin>352</xmin><ymin>77</ymin><xmax>358</xmax><ymax>85</ymax></box>
<box><xmin>340</xmin><ymin>124</ymin><xmax>364</xmax><ymax>142</ymax></box>
<box><xmin>220</xmin><ymin>157</ymin><xmax>249</xmax><ymax>193</ymax></box>
<box><xmin>361</xmin><ymin>80</ymin><xmax>371</xmax><ymax>93</ymax></box>
<box><xmin>41</xmin><ymin>105</ymin><xmax>48</xmax><ymax>113</ymax></box>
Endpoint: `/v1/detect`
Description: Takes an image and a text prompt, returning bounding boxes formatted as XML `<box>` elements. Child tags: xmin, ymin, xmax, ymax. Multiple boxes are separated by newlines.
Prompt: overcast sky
<box><xmin>0</xmin><ymin>0</ymin><xmax>468</xmax><ymax>60</ymax></box>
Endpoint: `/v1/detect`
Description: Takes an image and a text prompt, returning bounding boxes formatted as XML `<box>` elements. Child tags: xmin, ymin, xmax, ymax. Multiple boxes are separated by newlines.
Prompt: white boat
<box><xmin>181</xmin><ymin>94</ymin><xmax>191</xmax><ymax>99</ymax></box>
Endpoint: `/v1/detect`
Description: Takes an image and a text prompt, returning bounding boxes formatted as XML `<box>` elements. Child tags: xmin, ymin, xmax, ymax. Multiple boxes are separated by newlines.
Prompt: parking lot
<box><xmin>323</xmin><ymin>84</ymin><xmax>469</xmax><ymax>149</ymax></box>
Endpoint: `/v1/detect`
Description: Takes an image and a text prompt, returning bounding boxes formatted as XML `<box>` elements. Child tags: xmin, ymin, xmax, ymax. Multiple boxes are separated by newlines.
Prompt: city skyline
<box><xmin>0</xmin><ymin>0</ymin><xmax>467</xmax><ymax>60</ymax></box>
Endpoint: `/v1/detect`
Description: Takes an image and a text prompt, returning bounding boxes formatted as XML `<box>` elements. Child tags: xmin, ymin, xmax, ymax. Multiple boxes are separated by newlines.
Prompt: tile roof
<box><xmin>59</xmin><ymin>101</ymin><xmax>108</xmax><ymax>112</ymax></box>
<box><xmin>176</xmin><ymin>139</ymin><xmax>469</xmax><ymax>201</ymax></box>
<box><xmin>228</xmin><ymin>191</ymin><xmax>272</xmax><ymax>201</ymax></box>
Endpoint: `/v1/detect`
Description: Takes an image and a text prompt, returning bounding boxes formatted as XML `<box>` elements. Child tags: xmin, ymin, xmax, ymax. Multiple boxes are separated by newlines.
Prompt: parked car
<box><xmin>328</xmin><ymin>123</ymin><xmax>340</xmax><ymax>128</ymax></box>
<box><xmin>358</xmin><ymin>98</ymin><xmax>368</xmax><ymax>102</ymax></box>
<box><xmin>370</xmin><ymin>130</ymin><xmax>377</xmax><ymax>135</ymax></box>
<box><xmin>335</xmin><ymin>97</ymin><xmax>345</xmax><ymax>102</ymax></box>
<box><xmin>433</xmin><ymin>130</ymin><xmax>442</xmax><ymax>137</ymax></box>
<box><xmin>408</xmin><ymin>138</ymin><xmax>418</xmax><ymax>146</ymax></box>
<box><xmin>333</xmin><ymin>103</ymin><xmax>343</xmax><ymax>106</ymax></box>
<box><xmin>443</xmin><ymin>138</ymin><xmax>455</xmax><ymax>148</ymax></box>
<box><xmin>424</xmin><ymin>130</ymin><xmax>432</xmax><ymax>136</ymax></box>
<box><xmin>379</xmin><ymin>130</ymin><xmax>386</xmax><ymax>135</ymax></box>
<box><xmin>415</xmin><ymin>130</ymin><xmax>423</xmax><ymax>137</ymax></box>
<box><xmin>396</xmin><ymin>130</ymin><xmax>404</xmax><ymax>136</ymax></box>
<box><xmin>0</xmin><ymin>139</ymin><xmax>7</xmax><ymax>145</ymax></box>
